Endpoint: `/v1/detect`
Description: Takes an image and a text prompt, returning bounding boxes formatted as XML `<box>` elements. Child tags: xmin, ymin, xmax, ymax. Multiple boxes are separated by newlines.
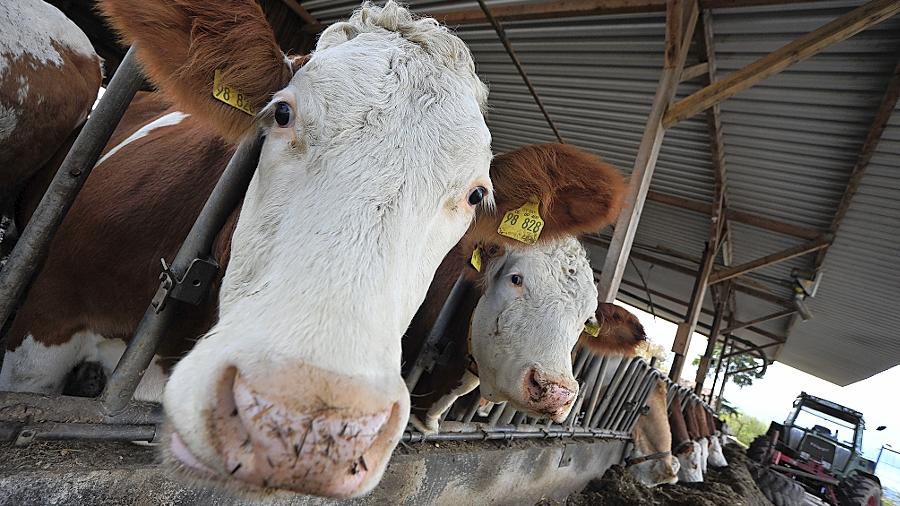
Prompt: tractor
<box><xmin>748</xmin><ymin>392</ymin><xmax>884</xmax><ymax>505</ymax></box>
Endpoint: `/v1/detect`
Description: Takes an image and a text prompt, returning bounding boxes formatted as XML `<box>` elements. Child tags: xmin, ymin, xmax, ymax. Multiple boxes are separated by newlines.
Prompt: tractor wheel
<box><xmin>751</xmin><ymin>465</ymin><xmax>806</xmax><ymax>506</ymax></box>
<box><xmin>838</xmin><ymin>474</ymin><xmax>881</xmax><ymax>506</ymax></box>
<box><xmin>747</xmin><ymin>434</ymin><xmax>773</xmax><ymax>464</ymax></box>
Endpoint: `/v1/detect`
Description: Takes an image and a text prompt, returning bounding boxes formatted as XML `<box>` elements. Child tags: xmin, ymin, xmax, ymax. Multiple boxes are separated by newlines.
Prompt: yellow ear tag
<box><xmin>497</xmin><ymin>196</ymin><xmax>544</xmax><ymax>245</ymax></box>
<box><xmin>470</xmin><ymin>247</ymin><xmax>483</xmax><ymax>272</ymax></box>
<box><xmin>584</xmin><ymin>320</ymin><xmax>601</xmax><ymax>337</ymax></box>
<box><xmin>213</xmin><ymin>69</ymin><xmax>254</xmax><ymax>116</ymax></box>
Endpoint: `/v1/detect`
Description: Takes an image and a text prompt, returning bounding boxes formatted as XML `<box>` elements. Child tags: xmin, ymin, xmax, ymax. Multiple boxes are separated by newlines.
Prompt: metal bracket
<box><xmin>151</xmin><ymin>257</ymin><xmax>219</xmax><ymax>313</ymax></box>
<box><xmin>558</xmin><ymin>443</ymin><xmax>574</xmax><ymax>468</ymax></box>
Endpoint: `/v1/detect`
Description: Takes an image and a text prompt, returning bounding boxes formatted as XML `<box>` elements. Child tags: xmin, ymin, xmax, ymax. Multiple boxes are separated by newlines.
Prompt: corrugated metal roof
<box><xmin>307</xmin><ymin>1</ymin><xmax>899</xmax><ymax>385</ymax></box>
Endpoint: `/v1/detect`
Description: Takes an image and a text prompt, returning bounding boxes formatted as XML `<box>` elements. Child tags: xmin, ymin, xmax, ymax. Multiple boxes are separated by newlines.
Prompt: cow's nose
<box><xmin>170</xmin><ymin>365</ymin><xmax>406</xmax><ymax>498</ymax></box>
<box><xmin>523</xmin><ymin>367</ymin><xmax>577</xmax><ymax>421</ymax></box>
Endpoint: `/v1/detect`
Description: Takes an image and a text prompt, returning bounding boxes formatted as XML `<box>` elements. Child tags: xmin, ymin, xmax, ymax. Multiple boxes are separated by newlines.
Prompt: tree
<box><xmin>693</xmin><ymin>343</ymin><xmax>765</xmax><ymax>389</ymax></box>
<box><xmin>721</xmin><ymin>407</ymin><xmax>768</xmax><ymax>446</ymax></box>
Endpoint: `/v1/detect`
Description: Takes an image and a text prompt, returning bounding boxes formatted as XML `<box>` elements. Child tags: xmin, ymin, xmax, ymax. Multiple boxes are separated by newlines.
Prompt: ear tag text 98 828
<box><xmin>213</xmin><ymin>69</ymin><xmax>255</xmax><ymax>115</ymax></box>
<box><xmin>497</xmin><ymin>196</ymin><xmax>544</xmax><ymax>245</ymax></box>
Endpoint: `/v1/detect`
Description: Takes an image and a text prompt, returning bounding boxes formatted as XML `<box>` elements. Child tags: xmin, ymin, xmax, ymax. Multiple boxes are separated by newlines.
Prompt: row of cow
<box><xmin>0</xmin><ymin>0</ymin><xmax>729</xmax><ymax>499</ymax></box>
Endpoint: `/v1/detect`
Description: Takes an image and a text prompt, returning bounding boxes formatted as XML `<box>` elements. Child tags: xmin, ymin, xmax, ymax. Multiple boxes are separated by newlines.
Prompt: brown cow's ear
<box><xmin>100</xmin><ymin>0</ymin><xmax>293</xmax><ymax>142</ymax></box>
<box><xmin>469</xmin><ymin>143</ymin><xmax>625</xmax><ymax>246</ymax></box>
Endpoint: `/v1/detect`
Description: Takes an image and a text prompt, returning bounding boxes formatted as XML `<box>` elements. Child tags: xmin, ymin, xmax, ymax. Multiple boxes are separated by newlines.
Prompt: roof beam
<box><xmin>597</xmin><ymin>0</ymin><xmax>699</xmax><ymax>303</ymax></box>
<box><xmin>708</xmin><ymin>236</ymin><xmax>831</xmax><ymax>285</ymax></box>
<box><xmin>721</xmin><ymin>308</ymin><xmax>796</xmax><ymax>334</ymax></box>
<box><xmin>680</xmin><ymin>62</ymin><xmax>710</xmax><ymax>82</ymax></box>
<box><xmin>663</xmin><ymin>0</ymin><xmax>900</xmax><ymax>127</ymax></box>
<box><xmin>720</xmin><ymin>341</ymin><xmax>782</xmax><ymax>360</ymax></box>
<box><xmin>646</xmin><ymin>190</ymin><xmax>823</xmax><ymax>240</ymax></box>
<box><xmin>813</xmin><ymin>58</ymin><xmax>900</xmax><ymax>272</ymax></box>
<box><xmin>476</xmin><ymin>0</ymin><xmax>563</xmax><ymax>142</ymax></box>
<box><xmin>434</xmin><ymin>0</ymin><xmax>829</xmax><ymax>25</ymax></box>
<box><xmin>280</xmin><ymin>0</ymin><xmax>323</xmax><ymax>31</ymax></box>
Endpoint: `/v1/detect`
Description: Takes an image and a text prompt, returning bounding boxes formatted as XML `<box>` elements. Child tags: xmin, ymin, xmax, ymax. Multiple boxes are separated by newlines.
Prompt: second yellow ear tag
<box><xmin>497</xmin><ymin>196</ymin><xmax>544</xmax><ymax>245</ymax></box>
<box><xmin>470</xmin><ymin>247</ymin><xmax>483</xmax><ymax>272</ymax></box>
<box><xmin>584</xmin><ymin>320</ymin><xmax>601</xmax><ymax>337</ymax></box>
<box><xmin>213</xmin><ymin>69</ymin><xmax>255</xmax><ymax>115</ymax></box>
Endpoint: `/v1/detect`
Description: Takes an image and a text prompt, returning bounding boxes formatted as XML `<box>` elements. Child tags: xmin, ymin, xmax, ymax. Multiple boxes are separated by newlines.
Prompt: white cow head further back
<box><xmin>469</xmin><ymin>237</ymin><xmax>597</xmax><ymax>421</ymax></box>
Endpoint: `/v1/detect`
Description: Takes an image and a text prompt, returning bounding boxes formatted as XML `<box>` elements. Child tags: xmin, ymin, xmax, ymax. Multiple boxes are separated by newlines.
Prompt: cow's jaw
<box><xmin>163</xmin><ymin>4</ymin><xmax>491</xmax><ymax>497</ymax></box>
<box><xmin>469</xmin><ymin>237</ymin><xmax>596</xmax><ymax>421</ymax></box>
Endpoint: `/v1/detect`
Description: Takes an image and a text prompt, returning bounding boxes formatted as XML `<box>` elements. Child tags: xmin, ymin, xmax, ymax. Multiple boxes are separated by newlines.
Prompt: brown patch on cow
<box><xmin>683</xmin><ymin>400</ymin><xmax>702</xmax><ymax>440</ymax></box>
<box><xmin>6</xmin><ymin>93</ymin><xmax>234</xmax><ymax>370</ymax></box>
<box><xmin>668</xmin><ymin>396</ymin><xmax>690</xmax><ymax>450</ymax></box>
<box><xmin>467</xmin><ymin>144</ymin><xmax>625</xmax><ymax>246</ymax></box>
<box><xmin>578</xmin><ymin>303</ymin><xmax>647</xmax><ymax>356</ymax></box>
<box><xmin>100</xmin><ymin>0</ymin><xmax>293</xmax><ymax>142</ymax></box>
<box><xmin>0</xmin><ymin>42</ymin><xmax>101</xmax><ymax>205</ymax></box>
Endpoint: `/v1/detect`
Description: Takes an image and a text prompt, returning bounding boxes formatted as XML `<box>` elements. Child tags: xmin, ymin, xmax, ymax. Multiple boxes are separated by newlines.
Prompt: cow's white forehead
<box><xmin>488</xmin><ymin>236</ymin><xmax>596</xmax><ymax>307</ymax></box>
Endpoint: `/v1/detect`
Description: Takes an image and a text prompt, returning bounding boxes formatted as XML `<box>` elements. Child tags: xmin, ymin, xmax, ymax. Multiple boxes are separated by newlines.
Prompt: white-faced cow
<box><xmin>1</xmin><ymin>0</ymin><xmax>493</xmax><ymax>498</ymax></box>
<box><xmin>404</xmin><ymin>144</ymin><xmax>626</xmax><ymax>433</ymax></box>
<box><xmin>0</xmin><ymin>0</ymin><xmax>102</xmax><ymax>258</ymax></box>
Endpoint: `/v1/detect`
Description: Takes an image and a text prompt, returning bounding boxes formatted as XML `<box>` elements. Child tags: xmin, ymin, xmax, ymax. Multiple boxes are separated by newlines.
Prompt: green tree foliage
<box><xmin>692</xmin><ymin>343</ymin><xmax>765</xmax><ymax>389</ymax></box>
<box><xmin>721</xmin><ymin>407</ymin><xmax>769</xmax><ymax>446</ymax></box>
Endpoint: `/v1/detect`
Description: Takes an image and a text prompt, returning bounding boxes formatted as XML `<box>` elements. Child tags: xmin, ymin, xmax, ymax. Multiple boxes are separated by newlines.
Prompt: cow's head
<box><xmin>464</xmin><ymin>144</ymin><xmax>625</xmax><ymax>421</ymax></box>
<box><xmin>628</xmin><ymin>379</ymin><xmax>679</xmax><ymax>487</ymax></box>
<box><xmin>103</xmin><ymin>0</ymin><xmax>490</xmax><ymax>497</ymax></box>
<box><xmin>578</xmin><ymin>303</ymin><xmax>647</xmax><ymax>356</ymax></box>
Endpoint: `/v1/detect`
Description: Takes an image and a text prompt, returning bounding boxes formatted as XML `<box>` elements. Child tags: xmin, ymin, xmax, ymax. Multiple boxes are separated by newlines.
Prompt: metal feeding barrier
<box><xmin>0</xmin><ymin>43</ymin><xmax>711</xmax><ymax>449</ymax></box>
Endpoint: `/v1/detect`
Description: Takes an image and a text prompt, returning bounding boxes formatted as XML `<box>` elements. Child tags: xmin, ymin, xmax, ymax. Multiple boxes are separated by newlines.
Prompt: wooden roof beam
<box><xmin>708</xmin><ymin>236</ymin><xmax>831</xmax><ymax>285</ymax></box>
<box><xmin>434</xmin><ymin>0</ymin><xmax>831</xmax><ymax>25</ymax></box>
<box><xmin>646</xmin><ymin>190</ymin><xmax>823</xmax><ymax>240</ymax></box>
<box><xmin>663</xmin><ymin>0</ymin><xmax>900</xmax><ymax>127</ymax></box>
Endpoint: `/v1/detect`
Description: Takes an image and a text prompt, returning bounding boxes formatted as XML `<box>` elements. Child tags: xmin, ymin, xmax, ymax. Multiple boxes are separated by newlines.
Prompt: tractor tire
<box><xmin>837</xmin><ymin>474</ymin><xmax>881</xmax><ymax>506</ymax></box>
<box><xmin>751</xmin><ymin>465</ymin><xmax>806</xmax><ymax>506</ymax></box>
<box><xmin>747</xmin><ymin>434</ymin><xmax>773</xmax><ymax>464</ymax></box>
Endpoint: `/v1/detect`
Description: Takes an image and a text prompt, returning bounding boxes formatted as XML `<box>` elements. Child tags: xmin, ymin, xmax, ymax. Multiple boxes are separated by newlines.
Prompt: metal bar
<box><xmin>0</xmin><ymin>422</ymin><xmax>156</xmax><ymax>443</ymax></box>
<box><xmin>404</xmin><ymin>272</ymin><xmax>469</xmax><ymax>391</ymax></box>
<box><xmin>645</xmin><ymin>190</ymin><xmax>823</xmax><ymax>240</ymax></box>
<box><xmin>488</xmin><ymin>402</ymin><xmax>508</xmax><ymax>426</ymax></box>
<box><xmin>572</xmin><ymin>348</ymin><xmax>591</xmax><ymax>379</ymax></box>
<box><xmin>663</xmin><ymin>0</ymin><xmax>900</xmax><ymax>126</ymax></box>
<box><xmin>625</xmin><ymin>372</ymin><xmax>659</xmax><ymax>433</ymax></box>
<box><xmin>593</xmin><ymin>357</ymin><xmax>640</xmax><ymax>429</ymax></box>
<box><xmin>512</xmin><ymin>412</ymin><xmax>527</xmax><ymax>425</ymax></box>
<box><xmin>720</xmin><ymin>340</ymin><xmax>781</xmax><ymax>359</ymax></box>
<box><xmin>610</xmin><ymin>366</ymin><xmax>648</xmax><ymax>431</ymax></box>
<box><xmin>709</xmin><ymin>333</ymin><xmax>729</xmax><ymax>404</ymax></box>
<box><xmin>0</xmin><ymin>392</ymin><xmax>162</xmax><ymax>425</ymax></box>
<box><xmin>770</xmin><ymin>465</ymin><xmax>840</xmax><ymax>485</ymax></box>
<box><xmin>567</xmin><ymin>355</ymin><xmax>606</xmax><ymax>429</ymax></box>
<box><xmin>0</xmin><ymin>46</ymin><xmax>143</xmax><ymax>332</ymax></box>
<box><xmin>721</xmin><ymin>308</ymin><xmax>796</xmax><ymax>334</ymax></box>
<box><xmin>596</xmin><ymin>0</ymin><xmax>699</xmax><ymax>303</ymax></box>
<box><xmin>476</xmin><ymin>0</ymin><xmax>563</xmax><ymax>143</ymax></box>
<box><xmin>100</xmin><ymin>134</ymin><xmax>264</xmax><ymax>414</ymax></box>
<box><xmin>608</xmin><ymin>361</ymin><xmax>649</xmax><ymax>430</ymax></box>
<box><xmin>586</xmin><ymin>356</ymin><xmax>623</xmax><ymax>428</ymax></box>
<box><xmin>461</xmin><ymin>394</ymin><xmax>483</xmax><ymax>423</ymax></box>
<box><xmin>565</xmin><ymin>355</ymin><xmax>596</xmax><ymax>428</ymax></box>
<box><xmin>402</xmin><ymin>428</ymin><xmax>630</xmax><ymax>443</ymax></box>
<box><xmin>581</xmin><ymin>356</ymin><xmax>610</xmax><ymax>428</ymax></box>
<box><xmin>708</xmin><ymin>237</ymin><xmax>831</xmax><ymax>285</ymax></box>
<box><xmin>498</xmin><ymin>403</ymin><xmax>517</xmax><ymax>425</ymax></box>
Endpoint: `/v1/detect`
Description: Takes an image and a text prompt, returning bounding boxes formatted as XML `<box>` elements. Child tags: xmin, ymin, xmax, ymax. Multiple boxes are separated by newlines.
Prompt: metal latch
<box><xmin>559</xmin><ymin>443</ymin><xmax>574</xmax><ymax>468</ymax></box>
<box><xmin>151</xmin><ymin>257</ymin><xmax>219</xmax><ymax>313</ymax></box>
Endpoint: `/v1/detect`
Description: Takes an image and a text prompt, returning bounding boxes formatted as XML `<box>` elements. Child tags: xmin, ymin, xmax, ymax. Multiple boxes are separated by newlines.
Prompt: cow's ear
<box><xmin>469</xmin><ymin>143</ymin><xmax>625</xmax><ymax>246</ymax></box>
<box><xmin>101</xmin><ymin>0</ymin><xmax>293</xmax><ymax>142</ymax></box>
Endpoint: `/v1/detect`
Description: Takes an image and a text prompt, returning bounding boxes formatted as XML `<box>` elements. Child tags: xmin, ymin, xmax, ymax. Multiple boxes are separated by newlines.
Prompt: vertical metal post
<box><xmin>100</xmin><ymin>134</ymin><xmax>264</xmax><ymax>414</ymax></box>
<box><xmin>710</xmin><ymin>333</ymin><xmax>730</xmax><ymax>408</ymax></box>
<box><xmin>404</xmin><ymin>273</ymin><xmax>469</xmax><ymax>391</ymax></box>
<box><xmin>0</xmin><ymin>46</ymin><xmax>143</xmax><ymax>332</ymax></box>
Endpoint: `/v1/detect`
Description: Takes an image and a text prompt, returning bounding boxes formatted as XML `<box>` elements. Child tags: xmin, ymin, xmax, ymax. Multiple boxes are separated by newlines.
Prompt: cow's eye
<box><xmin>510</xmin><ymin>274</ymin><xmax>523</xmax><ymax>287</ymax></box>
<box><xmin>468</xmin><ymin>186</ymin><xmax>487</xmax><ymax>206</ymax></box>
<box><xmin>274</xmin><ymin>101</ymin><xmax>293</xmax><ymax>127</ymax></box>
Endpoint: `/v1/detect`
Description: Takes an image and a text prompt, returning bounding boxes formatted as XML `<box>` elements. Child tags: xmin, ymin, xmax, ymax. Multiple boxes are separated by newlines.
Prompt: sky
<box><xmin>618</xmin><ymin>301</ymin><xmax>900</xmax><ymax>491</ymax></box>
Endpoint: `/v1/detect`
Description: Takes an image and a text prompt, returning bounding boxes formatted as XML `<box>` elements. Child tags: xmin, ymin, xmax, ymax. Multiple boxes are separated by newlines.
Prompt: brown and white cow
<box><xmin>579</xmin><ymin>315</ymin><xmax>681</xmax><ymax>487</ymax></box>
<box><xmin>1</xmin><ymin>0</ymin><xmax>494</xmax><ymax>497</ymax></box>
<box><xmin>405</xmin><ymin>144</ymin><xmax>625</xmax><ymax>432</ymax></box>
<box><xmin>669</xmin><ymin>394</ymin><xmax>704</xmax><ymax>482</ymax></box>
<box><xmin>0</xmin><ymin>0</ymin><xmax>102</xmax><ymax>259</ymax></box>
